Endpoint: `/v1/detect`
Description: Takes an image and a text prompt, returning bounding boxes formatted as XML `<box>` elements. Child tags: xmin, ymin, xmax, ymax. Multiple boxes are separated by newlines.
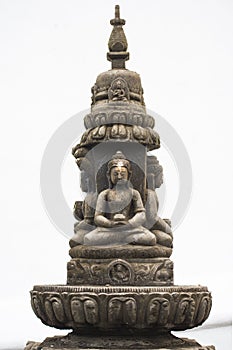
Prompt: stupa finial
<box><xmin>115</xmin><ymin>4</ymin><xmax>120</xmax><ymax>20</ymax></box>
<box><xmin>107</xmin><ymin>5</ymin><xmax>129</xmax><ymax>69</ymax></box>
<box><xmin>110</xmin><ymin>5</ymin><xmax>125</xmax><ymax>26</ymax></box>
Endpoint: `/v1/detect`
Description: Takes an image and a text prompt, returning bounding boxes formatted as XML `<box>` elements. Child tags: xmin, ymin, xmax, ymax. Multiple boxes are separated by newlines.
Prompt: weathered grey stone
<box><xmin>31</xmin><ymin>285</ymin><xmax>212</xmax><ymax>332</ymax></box>
<box><xmin>69</xmin><ymin>244</ymin><xmax>172</xmax><ymax>259</ymax></box>
<box><xmin>70</xmin><ymin>150</ymin><xmax>172</xmax><ymax>249</ymax></box>
<box><xmin>67</xmin><ymin>258</ymin><xmax>174</xmax><ymax>286</ymax></box>
<box><xmin>84</xmin><ymin>103</ymin><xmax>155</xmax><ymax>129</ymax></box>
<box><xmin>25</xmin><ymin>333</ymin><xmax>215</xmax><ymax>350</ymax></box>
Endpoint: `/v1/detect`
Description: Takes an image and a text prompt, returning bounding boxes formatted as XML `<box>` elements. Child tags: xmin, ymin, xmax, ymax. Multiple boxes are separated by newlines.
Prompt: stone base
<box><xmin>69</xmin><ymin>244</ymin><xmax>172</xmax><ymax>259</ymax></box>
<box><xmin>67</xmin><ymin>258</ymin><xmax>173</xmax><ymax>286</ymax></box>
<box><xmin>31</xmin><ymin>285</ymin><xmax>212</xmax><ymax>332</ymax></box>
<box><xmin>25</xmin><ymin>332</ymin><xmax>215</xmax><ymax>350</ymax></box>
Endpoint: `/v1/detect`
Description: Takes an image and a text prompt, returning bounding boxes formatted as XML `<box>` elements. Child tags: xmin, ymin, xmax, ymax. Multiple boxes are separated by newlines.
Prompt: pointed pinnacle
<box><xmin>110</xmin><ymin>5</ymin><xmax>125</xmax><ymax>26</ymax></box>
<box><xmin>107</xmin><ymin>5</ymin><xmax>129</xmax><ymax>69</ymax></box>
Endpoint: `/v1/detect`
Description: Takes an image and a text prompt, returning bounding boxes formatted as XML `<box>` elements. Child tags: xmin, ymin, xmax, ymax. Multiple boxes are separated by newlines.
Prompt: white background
<box><xmin>0</xmin><ymin>0</ymin><xmax>232</xmax><ymax>348</ymax></box>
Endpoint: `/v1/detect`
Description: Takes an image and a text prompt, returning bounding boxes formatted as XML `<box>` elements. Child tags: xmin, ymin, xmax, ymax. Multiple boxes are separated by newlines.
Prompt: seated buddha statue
<box><xmin>83</xmin><ymin>151</ymin><xmax>156</xmax><ymax>246</ymax></box>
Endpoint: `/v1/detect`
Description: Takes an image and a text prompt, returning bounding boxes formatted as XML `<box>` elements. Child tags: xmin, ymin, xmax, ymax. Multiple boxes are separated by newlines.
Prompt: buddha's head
<box><xmin>147</xmin><ymin>156</ymin><xmax>163</xmax><ymax>189</ymax></box>
<box><xmin>107</xmin><ymin>151</ymin><xmax>132</xmax><ymax>187</ymax></box>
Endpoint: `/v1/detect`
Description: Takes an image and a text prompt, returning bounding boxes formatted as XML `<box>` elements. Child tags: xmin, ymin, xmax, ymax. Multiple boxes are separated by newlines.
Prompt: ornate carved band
<box><xmin>31</xmin><ymin>285</ymin><xmax>212</xmax><ymax>332</ymax></box>
<box><xmin>73</xmin><ymin>125</ymin><xmax>160</xmax><ymax>152</ymax></box>
<box><xmin>84</xmin><ymin>103</ymin><xmax>155</xmax><ymax>129</ymax></box>
<box><xmin>67</xmin><ymin>258</ymin><xmax>174</xmax><ymax>286</ymax></box>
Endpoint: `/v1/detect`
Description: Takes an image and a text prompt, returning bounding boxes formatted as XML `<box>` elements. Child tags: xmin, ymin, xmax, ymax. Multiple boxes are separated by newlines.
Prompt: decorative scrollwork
<box><xmin>154</xmin><ymin>260</ymin><xmax>173</xmax><ymax>282</ymax></box>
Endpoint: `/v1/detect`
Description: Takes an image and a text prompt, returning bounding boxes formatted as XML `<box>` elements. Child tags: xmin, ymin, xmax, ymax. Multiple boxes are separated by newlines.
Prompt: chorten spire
<box><xmin>107</xmin><ymin>5</ymin><xmax>129</xmax><ymax>69</ymax></box>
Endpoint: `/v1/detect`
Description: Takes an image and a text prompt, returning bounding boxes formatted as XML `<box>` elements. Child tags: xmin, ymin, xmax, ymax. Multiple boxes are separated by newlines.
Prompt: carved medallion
<box><xmin>108</xmin><ymin>259</ymin><xmax>132</xmax><ymax>284</ymax></box>
<box><xmin>108</xmin><ymin>78</ymin><xmax>130</xmax><ymax>101</ymax></box>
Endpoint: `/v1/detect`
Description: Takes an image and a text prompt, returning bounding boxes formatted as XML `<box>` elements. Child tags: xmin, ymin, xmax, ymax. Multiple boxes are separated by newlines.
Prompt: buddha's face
<box><xmin>155</xmin><ymin>172</ymin><xmax>163</xmax><ymax>188</ymax></box>
<box><xmin>110</xmin><ymin>166</ymin><xmax>128</xmax><ymax>185</ymax></box>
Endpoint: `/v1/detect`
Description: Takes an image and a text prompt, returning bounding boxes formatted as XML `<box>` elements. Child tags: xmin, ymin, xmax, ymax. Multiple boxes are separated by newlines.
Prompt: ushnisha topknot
<box><xmin>147</xmin><ymin>155</ymin><xmax>163</xmax><ymax>176</ymax></box>
<box><xmin>107</xmin><ymin>150</ymin><xmax>132</xmax><ymax>175</ymax></box>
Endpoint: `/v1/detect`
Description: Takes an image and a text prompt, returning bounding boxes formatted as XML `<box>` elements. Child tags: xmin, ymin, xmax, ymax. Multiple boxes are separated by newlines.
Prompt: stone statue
<box><xmin>25</xmin><ymin>6</ymin><xmax>215</xmax><ymax>350</ymax></box>
<box><xmin>84</xmin><ymin>151</ymin><xmax>156</xmax><ymax>246</ymax></box>
<box><xmin>145</xmin><ymin>156</ymin><xmax>173</xmax><ymax>247</ymax></box>
<box><xmin>70</xmin><ymin>171</ymin><xmax>97</xmax><ymax>247</ymax></box>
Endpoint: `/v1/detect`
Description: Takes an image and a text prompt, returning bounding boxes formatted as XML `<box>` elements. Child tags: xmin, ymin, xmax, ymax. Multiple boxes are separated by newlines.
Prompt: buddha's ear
<box><xmin>127</xmin><ymin>168</ymin><xmax>132</xmax><ymax>179</ymax></box>
<box><xmin>106</xmin><ymin>172</ymin><xmax>113</xmax><ymax>188</ymax></box>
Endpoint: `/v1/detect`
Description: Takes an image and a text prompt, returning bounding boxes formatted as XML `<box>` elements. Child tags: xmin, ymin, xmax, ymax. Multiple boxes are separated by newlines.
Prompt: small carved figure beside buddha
<box><xmin>145</xmin><ymin>156</ymin><xmax>173</xmax><ymax>248</ymax></box>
